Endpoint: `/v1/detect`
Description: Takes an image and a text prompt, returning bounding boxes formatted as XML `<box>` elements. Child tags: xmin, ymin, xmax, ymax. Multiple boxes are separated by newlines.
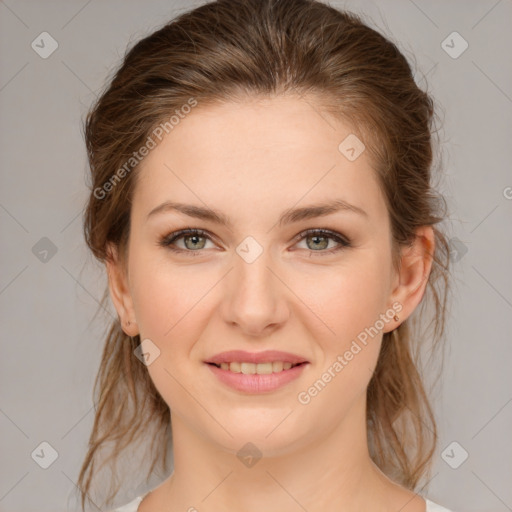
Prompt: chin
<box><xmin>205</xmin><ymin>412</ymin><xmax>312</xmax><ymax>458</ymax></box>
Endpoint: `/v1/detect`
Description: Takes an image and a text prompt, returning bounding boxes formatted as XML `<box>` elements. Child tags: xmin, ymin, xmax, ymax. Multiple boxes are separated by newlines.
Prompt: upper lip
<box><xmin>205</xmin><ymin>350</ymin><xmax>309</xmax><ymax>365</ymax></box>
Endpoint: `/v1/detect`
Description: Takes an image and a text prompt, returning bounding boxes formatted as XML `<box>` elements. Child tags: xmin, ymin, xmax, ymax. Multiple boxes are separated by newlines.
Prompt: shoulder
<box><xmin>425</xmin><ymin>498</ymin><xmax>455</xmax><ymax>512</ymax></box>
<box><xmin>109</xmin><ymin>495</ymin><xmax>145</xmax><ymax>512</ymax></box>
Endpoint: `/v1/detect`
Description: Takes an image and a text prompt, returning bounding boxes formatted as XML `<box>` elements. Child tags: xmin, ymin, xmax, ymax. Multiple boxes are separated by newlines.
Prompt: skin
<box><xmin>106</xmin><ymin>94</ymin><xmax>434</xmax><ymax>512</ymax></box>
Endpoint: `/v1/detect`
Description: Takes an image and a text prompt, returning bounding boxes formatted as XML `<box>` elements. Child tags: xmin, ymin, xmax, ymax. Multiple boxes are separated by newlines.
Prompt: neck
<box><xmin>157</xmin><ymin>398</ymin><xmax>402</xmax><ymax>512</ymax></box>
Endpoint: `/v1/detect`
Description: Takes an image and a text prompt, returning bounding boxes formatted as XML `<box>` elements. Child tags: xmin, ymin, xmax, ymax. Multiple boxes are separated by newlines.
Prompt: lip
<box><xmin>206</xmin><ymin>361</ymin><xmax>309</xmax><ymax>393</ymax></box>
<box><xmin>205</xmin><ymin>350</ymin><xmax>309</xmax><ymax>365</ymax></box>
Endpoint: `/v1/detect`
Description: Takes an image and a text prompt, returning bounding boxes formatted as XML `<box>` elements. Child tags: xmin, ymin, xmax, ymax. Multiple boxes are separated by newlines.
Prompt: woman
<box><xmin>78</xmin><ymin>0</ymin><xmax>452</xmax><ymax>510</ymax></box>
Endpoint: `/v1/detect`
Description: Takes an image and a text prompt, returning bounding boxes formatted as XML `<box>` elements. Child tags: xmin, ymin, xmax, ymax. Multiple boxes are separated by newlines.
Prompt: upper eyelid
<box><xmin>291</xmin><ymin>228</ymin><xmax>349</xmax><ymax>243</ymax></box>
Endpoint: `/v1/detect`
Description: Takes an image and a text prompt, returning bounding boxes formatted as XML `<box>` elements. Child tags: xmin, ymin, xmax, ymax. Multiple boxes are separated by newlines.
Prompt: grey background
<box><xmin>1</xmin><ymin>0</ymin><xmax>511</xmax><ymax>511</ymax></box>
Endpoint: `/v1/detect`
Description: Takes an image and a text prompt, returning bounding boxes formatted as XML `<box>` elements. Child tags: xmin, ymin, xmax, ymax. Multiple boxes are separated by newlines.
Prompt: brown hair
<box><xmin>78</xmin><ymin>0</ymin><xmax>451</xmax><ymax>509</ymax></box>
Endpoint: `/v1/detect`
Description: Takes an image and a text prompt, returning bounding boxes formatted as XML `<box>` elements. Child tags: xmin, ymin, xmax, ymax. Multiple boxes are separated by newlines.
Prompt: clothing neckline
<box><xmin>130</xmin><ymin>491</ymin><xmax>443</xmax><ymax>511</ymax></box>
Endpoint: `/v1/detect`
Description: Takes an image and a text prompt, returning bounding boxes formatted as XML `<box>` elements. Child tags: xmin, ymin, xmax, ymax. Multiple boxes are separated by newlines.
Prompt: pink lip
<box><xmin>205</xmin><ymin>350</ymin><xmax>308</xmax><ymax>365</ymax></box>
<box><xmin>206</xmin><ymin>362</ymin><xmax>308</xmax><ymax>393</ymax></box>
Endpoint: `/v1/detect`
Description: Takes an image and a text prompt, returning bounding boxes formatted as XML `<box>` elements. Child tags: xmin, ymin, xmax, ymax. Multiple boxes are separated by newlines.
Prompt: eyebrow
<box><xmin>146</xmin><ymin>198</ymin><xmax>368</xmax><ymax>227</ymax></box>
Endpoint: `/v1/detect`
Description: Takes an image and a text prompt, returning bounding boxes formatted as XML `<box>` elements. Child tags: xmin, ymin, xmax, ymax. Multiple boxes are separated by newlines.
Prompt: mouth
<box><xmin>206</xmin><ymin>361</ymin><xmax>307</xmax><ymax>374</ymax></box>
<box><xmin>204</xmin><ymin>350</ymin><xmax>310</xmax><ymax>393</ymax></box>
<box><xmin>205</xmin><ymin>360</ymin><xmax>309</xmax><ymax>394</ymax></box>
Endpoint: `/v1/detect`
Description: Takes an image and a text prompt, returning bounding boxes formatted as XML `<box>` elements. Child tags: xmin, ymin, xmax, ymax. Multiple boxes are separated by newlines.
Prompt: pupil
<box><xmin>185</xmin><ymin>235</ymin><xmax>205</xmax><ymax>250</ymax></box>
<box><xmin>309</xmin><ymin>235</ymin><xmax>328</xmax><ymax>250</ymax></box>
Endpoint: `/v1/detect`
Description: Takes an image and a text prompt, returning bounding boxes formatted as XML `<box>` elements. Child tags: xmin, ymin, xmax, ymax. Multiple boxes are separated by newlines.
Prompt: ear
<box><xmin>105</xmin><ymin>242</ymin><xmax>139</xmax><ymax>337</ymax></box>
<box><xmin>384</xmin><ymin>226</ymin><xmax>435</xmax><ymax>332</ymax></box>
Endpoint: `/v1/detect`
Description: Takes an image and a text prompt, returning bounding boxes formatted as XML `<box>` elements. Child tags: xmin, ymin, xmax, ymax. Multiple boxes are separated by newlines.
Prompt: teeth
<box><xmin>215</xmin><ymin>361</ymin><xmax>300</xmax><ymax>374</ymax></box>
<box><xmin>241</xmin><ymin>362</ymin><xmax>256</xmax><ymax>374</ymax></box>
<box><xmin>272</xmin><ymin>361</ymin><xmax>283</xmax><ymax>372</ymax></box>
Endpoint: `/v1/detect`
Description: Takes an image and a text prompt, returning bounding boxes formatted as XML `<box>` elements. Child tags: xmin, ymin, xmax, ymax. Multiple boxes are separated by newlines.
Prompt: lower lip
<box><xmin>206</xmin><ymin>363</ymin><xmax>308</xmax><ymax>393</ymax></box>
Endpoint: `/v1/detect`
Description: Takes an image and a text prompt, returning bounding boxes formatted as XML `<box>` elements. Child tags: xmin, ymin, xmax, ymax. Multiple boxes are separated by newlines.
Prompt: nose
<box><xmin>220</xmin><ymin>247</ymin><xmax>290</xmax><ymax>337</ymax></box>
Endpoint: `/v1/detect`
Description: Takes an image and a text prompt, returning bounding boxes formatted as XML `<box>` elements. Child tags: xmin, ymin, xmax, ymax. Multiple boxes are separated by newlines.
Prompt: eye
<box><xmin>292</xmin><ymin>228</ymin><xmax>351</xmax><ymax>256</ymax></box>
<box><xmin>158</xmin><ymin>228</ymin><xmax>216</xmax><ymax>256</ymax></box>
<box><xmin>159</xmin><ymin>227</ymin><xmax>351</xmax><ymax>257</ymax></box>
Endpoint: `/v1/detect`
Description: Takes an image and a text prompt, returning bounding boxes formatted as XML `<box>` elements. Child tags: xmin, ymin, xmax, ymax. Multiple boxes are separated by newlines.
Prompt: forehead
<box><xmin>132</xmin><ymin>95</ymin><xmax>386</xmax><ymax>223</ymax></box>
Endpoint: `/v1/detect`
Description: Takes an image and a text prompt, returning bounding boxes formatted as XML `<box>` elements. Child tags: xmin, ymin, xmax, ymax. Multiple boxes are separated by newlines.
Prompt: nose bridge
<box><xmin>236</xmin><ymin>248</ymin><xmax>273</xmax><ymax>294</ymax></box>
<box><xmin>222</xmin><ymin>237</ymin><xmax>288</xmax><ymax>334</ymax></box>
<box><xmin>234</xmin><ymin>241</ymin><xmax>276</xmax><ymax>307</ymax></box>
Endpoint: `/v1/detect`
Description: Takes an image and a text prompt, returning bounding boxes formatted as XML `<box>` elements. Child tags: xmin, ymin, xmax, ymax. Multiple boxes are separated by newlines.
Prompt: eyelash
<box><xmin>158</xmin><ymin>228</ymin><xmax>351</xmax><ymax>257</ymax></box>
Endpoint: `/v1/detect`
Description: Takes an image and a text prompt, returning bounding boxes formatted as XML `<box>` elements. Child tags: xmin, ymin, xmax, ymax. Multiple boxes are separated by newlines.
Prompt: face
<box><xmin>108</xmin><ymin>94</ymin><xmax>427</xmax><ymax>457</ymax></box>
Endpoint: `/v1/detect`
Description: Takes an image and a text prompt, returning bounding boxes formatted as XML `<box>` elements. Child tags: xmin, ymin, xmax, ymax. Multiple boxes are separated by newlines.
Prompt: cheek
<box><xmin>294</xmin><ymin>263</ymin><xmax>387</xmax><ymax>422</ymax></box>
<box><xmin>129</xmin><ymin>244</ymin><xmax>210</xmax><ymax>340</ymax></box>
<box><xmin>128</xmin><ymin>260</ymin><xmax>213</xmax><ymax>411</ymax></box>
<box><xmin>294</xmin><ymin>252</ymin><xmax>392</xmax><ymax>349</ymax></box>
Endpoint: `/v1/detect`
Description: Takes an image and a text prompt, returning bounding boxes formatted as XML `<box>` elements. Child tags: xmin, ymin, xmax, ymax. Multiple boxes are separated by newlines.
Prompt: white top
<box><xmin>112</xmin><ymin>492</ymin><xmax>454</xmax><ymax>511</ymax></box>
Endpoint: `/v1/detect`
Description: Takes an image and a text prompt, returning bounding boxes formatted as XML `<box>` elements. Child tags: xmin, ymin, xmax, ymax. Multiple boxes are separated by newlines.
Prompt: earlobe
<box><xmin>105</xmin><ymin>243</ymin><xmax>139</xmax><ymax>336</ymax></box>
<box><xmin>387</xmin><ymin>226</ymin><xmax>435</xmax><ymax>330</ymax></box>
